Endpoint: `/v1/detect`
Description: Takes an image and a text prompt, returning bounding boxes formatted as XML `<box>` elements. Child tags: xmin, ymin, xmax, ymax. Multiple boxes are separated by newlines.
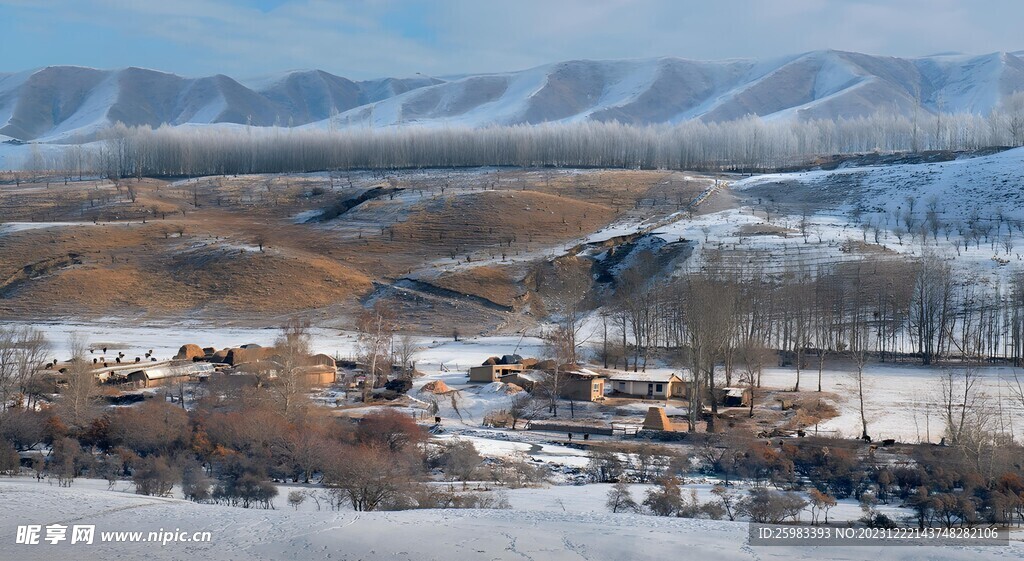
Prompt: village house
<box><xmin>502</xmin><ymin>369</ymin><xmax>606</xmax><ymax>402</ymax></box>
<box><xmin>229</xmin><ymin>359</ymin><xmax>337</xmax><ymax>386</ymax></box>
<box><xmin>558</xmin><ymin>370</ymin><xmax>606</xmax><ymax>401</ymax></box>
<box><xmin>606</xmin><ymin>371</ymin><xmax>686</xmax><ymax>400</ymax></box>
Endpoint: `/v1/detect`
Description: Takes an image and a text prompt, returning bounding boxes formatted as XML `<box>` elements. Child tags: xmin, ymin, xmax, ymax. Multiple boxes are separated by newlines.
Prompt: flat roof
<box><xmin>605</xmin><ymin>371</ymin><xmax>682</xmax><ymax>383</ymax></box>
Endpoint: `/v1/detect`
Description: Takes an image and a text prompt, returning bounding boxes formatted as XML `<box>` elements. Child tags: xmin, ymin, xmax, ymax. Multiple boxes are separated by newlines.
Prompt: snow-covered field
<box><xmin>733</xmin><ymin>148</ymin><xmax>1024</xmax><ymax>224</ymax></box>
<box><xmin>759</xmin><ymin>364</ymin><xmax>1024</xmax><ymax>442</ymax></box>
<box><xmin>717</xmin><ymin>148</ymin><xmax>1024</xmax><ymax>280</ymax></box>
<box><xmin>0</xmin><ymin>477</ymin><xmax>1019</xmax><ymax>561</ymax></box>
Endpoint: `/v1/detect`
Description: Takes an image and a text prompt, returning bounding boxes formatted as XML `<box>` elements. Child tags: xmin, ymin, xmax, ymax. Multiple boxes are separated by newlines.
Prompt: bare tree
<box><xmin>58</xmin><ymin>335</ymin><xmax>100</xmax><ymax>430</ymax></box>
<box><xmin>433</xmin><ymin>438</ymin><xmax>482</xmax><ymax>489</ymax></box>
<box><xmin>55</xmin><ymin>109</ymin><xmax>1016</xmax><ymax>180</ymax></box>
<box><xmin>682</xmin><ymin>274</ymin><xmax>736</xmax><ymax>432</ymax></box>
<box><xmin>0</xmin><ymin>329</ymin><xmax>20</xmax><ymax>412</ymax></box>
<box><xmin>356</xmin><ymin>301</ymin><xmax>397</xmax><ymax>401</ymax></box>
<box><xmin>12</xmin><ymin>327</ymin><xmax>49</xmax><ymax>409</ymax></box>
<box><xmin>1002</xmin><ymin>91</ymin><xmax>1024</xmax><ymax>146</ymax></box>
<box><xmin>812</xmin><ymin>269</ymin><xmax>841</xmax><ymax>392</ymax></box>
<box><xmin>738</xmin><ymin>338</ymin><xmax>773</xmax><ymax>418</ymax></box>
<box><xmin>393</xmin><ymin>333</ymin><xmax>419</xmax><ymax>380</ymax></box>
<box><xmin>910</xmin><ymin>256</ymin><xmax>953</xmax><ymax>365</ymax></box>
<box><xmin>0</xmin><ymin>327</ymin><xmax>47</xmax><ymax>412</ymax></box>
<box><xmin>711</xmin><ymin>485</ymin><xmax>744</xmax><ymax>521</ymax></box>
<box><xmin>539</xmin><ymin>326</ymin><xmax>574</xmax><ymax>417</ymax></box>
<box><xmin>785</xmin><ymin>273</ymin><xmax>813</xmax><ymax>391</ymax></box>
<box><xmin>271</xmin><ymin>318</ymin><xmax>313</xmax><ymax>418</ymax></box>
<box><xmin>540</xmin><ymin>258</ymin><xmax>592</xmax><ymax>364</ymax></box>
<box><xmin>849</xmin><ymin>320</ymin><xmax>872</xmax><ymax>441</ymax></box>
<box><xmin>253</xmin><ymin>233</ymin><xmax>267</xmax><ymax>253</ymax></box>
<box><xmin>939</xmin><ymin>367</ymin><xmax>996</xmax><ymax>473</ymax></box>
<box><xmin>321</xmin><ymin>444</ymin><xmax>418</xmax><ymax>512</ymax></box>
<box><xmin>606</xmin><ymin>481</ymin><xmax>640</xmax><ymax>513</ymax></box>
<box><xmin>508</xmin><ymin>392</ymin><xmax>535</xmax><ymax>430</ymax></box>
<box><xmin>808</xmin><ymin>488</ymin><xmax>837</xmax><ymax>525</ymax></box>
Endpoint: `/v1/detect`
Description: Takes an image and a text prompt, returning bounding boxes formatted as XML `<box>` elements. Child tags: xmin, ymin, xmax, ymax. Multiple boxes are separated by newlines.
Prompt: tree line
<box><xmin>19</xmin><ymin>96</ymin><xmax>1024</xmax><ymax>178</ymax></box>
<box><xmin>589</xmin><ymin>251</ymin><xmax>1024</xmax><ymax>438</ymax></box>
<box><xmin>603</xmin><ymin>254</ymin><xmax>1024</xmax><ymax>368</ymax></box>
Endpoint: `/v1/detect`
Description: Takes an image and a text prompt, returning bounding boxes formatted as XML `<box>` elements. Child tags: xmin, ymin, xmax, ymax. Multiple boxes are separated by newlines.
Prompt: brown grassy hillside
<box><xmin>0</xmin><ymin>168</ymin><xmax>706</xmax><ymax>328</ymax></box>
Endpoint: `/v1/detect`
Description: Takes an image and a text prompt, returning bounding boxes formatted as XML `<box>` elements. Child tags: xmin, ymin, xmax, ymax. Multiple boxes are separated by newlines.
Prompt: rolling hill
<box><xmin>1</xmin><ymin>50</ymin><xmax>1023</xmax><ymax>142</ymax></box>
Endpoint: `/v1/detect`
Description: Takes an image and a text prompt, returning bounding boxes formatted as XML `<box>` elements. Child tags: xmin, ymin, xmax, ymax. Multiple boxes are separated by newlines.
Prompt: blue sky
<box><xmin>2</xmin><ymin>0</ymin><xmax>1022</xmax><ymax>79</ymax></box>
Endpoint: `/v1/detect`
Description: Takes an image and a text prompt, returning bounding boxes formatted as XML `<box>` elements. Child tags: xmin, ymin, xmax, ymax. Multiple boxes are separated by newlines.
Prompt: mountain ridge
<box><xmin>2</xmin><ymin>50</ymin><xmax>1023</xmax><ymax>142</ymax></box>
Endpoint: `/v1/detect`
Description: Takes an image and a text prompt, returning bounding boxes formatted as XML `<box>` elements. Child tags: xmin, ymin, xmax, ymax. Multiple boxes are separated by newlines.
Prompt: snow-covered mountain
<box><xmin>3</xmin><ymin>50</ymin><xmax>1023</xmax><ymax>141</ymax></box>
<box><xmin>0</xmin><ymin>67</ymin><xmax>439</xmax><ymax>142</ymax></box>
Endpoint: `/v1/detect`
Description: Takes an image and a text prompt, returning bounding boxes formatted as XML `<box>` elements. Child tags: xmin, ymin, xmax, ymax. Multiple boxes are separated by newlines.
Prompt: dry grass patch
<box><xmin>525</xmin><ymin>169</ymin><xmax>670</xmax><ymax>208</ymax></box>
<box><xmin>392</xmin><ymin>190</ymin><xmax>615</xmax><ymax>252</ymax></box>
<box><xmin>5</xmin><ymin>265</ymin><xmax>192</xmax><ymax>314</ymax></box>
<box><xmin>429</xmin><ymin>265</ymin><xmax>524</xmax><ymax>308</ymax></box>
<box><xmin>170</xmin><ymin>249</ymin><xmax>372</xmax><ymax>313</ymax></box>
<box><xmin>737</xmin><ymin>223</ymin><xmax>795</xmax><ymax>236</ymax></box>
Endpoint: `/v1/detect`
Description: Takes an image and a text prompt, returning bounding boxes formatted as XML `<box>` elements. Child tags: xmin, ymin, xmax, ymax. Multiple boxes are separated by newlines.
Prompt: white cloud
<box><xmin>2</xmin><ymin>0</ymin><xmax>1022</xmax><ymax>78</ymax></box>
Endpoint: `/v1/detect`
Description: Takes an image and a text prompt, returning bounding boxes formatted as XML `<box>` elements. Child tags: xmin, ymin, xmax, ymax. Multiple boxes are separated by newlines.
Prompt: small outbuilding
<box><xmin>120</xmin><ymin>361</ymin><xmax>216</xmax><ymax>388</ymax></box>
<box><xmin>718</xmin><ymin>386</ymin><xmax>752</xmax><ymax>407</ymax></box>
<box><xmin>308</xmin><ymin>354</ymin><xmax>337</xmax><ymax>368</ymax></box>
<box><xmin>295</xmin><ymin>364</ymin><xmax>337</xmax><ymax>386</ymax></box>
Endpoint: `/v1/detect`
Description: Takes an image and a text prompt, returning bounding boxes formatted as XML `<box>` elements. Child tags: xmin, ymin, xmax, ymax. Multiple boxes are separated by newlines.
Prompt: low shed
<box><xmin>718</xmin><ymin>386</ymin><xmax>752</xmax><ymax>407</ymax></box>
<box><xmin>123</xmin><ymin>362</ymin><xmax>216</xmax><ymax>388</ymax></box>
<box><xmin>296</xmin><ymin>365</ymin><xmax>337</xmax><ymax>386</ymax></box>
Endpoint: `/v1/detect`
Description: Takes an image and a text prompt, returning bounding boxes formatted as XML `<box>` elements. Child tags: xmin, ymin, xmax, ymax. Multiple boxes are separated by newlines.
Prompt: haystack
<box><xmin>210</xmin><ymin>349</ymin><xmax>230</xmax><ymax>363</ymax></box>
<box><xmin>420</xmin><ymin>380</ymin><xmax>453</xmax><ymax>394</ymax></box>
<box><xmin>502</xmin><ymin>382</ymin><xmax>525</xmax><ymax>394</ymax></box>
<box><xmin>226</xmin><ymin>346</ymin><xmax>277</xmax><ymax>365</ymax></box>
<box><xmin>642</xmin><ymin>407</ymin><xmax>674</xmax><ymax>431</ymax></box>
<box><xmin>533</xmin><ymin>359</ymin><xmax>556</xmax><ymax>371</ymax></box>
<box><xmin>175</xmin><ymin>344</ymin><xmax>205</xmax><ymax>361</ymax></box>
